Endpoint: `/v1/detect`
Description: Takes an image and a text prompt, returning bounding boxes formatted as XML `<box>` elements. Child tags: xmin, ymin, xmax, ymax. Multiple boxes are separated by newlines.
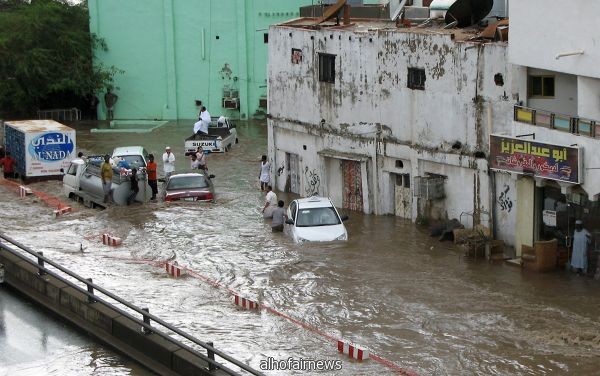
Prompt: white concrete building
<box><xmin>497</xmin><ymin>0</ymin><xmax>600</xmax><ymax>258</ymax></box>
<box><xmin>267</xmin><ymin>16</ymin><xmax>516</xmax><ymax>232</ymax></box>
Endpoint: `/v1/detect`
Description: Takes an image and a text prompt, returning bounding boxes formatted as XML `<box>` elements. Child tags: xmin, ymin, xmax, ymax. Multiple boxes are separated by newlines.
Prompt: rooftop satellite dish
<box><xmin>445</xmin><ymin>0</ymin><xmax>494</xmax><ymax>27</ymax></box>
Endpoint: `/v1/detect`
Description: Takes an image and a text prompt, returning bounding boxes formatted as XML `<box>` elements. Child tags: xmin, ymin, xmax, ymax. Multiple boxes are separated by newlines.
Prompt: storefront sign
<box><xmin>542</xmin><ymin>210</ymin><xmax>557</xmax><ymax>227</ymax></box>
<box><xmin>489</xmin><ymin>135</ymin><xmax>581</xmax><ymax>183</ymax></box>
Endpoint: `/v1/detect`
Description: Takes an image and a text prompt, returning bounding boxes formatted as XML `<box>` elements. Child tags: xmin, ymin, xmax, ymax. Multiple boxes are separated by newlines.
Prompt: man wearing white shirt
<box><xmin>262</xmin><ymin>185</ymin><xmax>278</xmax><ymax>219</ymax></box>
<box><xmin>199</xmin><ymin>106</ymin><xmax>211</xmax><ymax>135</ymax></box>
<box><xmin>162</xmin><ymin>146</ymin><xmax>175</xmax><ymax>178</ymax></box>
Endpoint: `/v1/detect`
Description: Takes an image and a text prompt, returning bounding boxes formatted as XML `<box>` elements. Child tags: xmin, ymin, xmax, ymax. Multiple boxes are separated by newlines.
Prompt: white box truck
<box><xmin>3</xmin><ymin>120</ymin><xmax>76</xmax><ymax>181</ymax></box>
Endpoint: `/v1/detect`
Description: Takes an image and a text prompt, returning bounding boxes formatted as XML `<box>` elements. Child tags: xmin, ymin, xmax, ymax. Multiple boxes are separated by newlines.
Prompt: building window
<box><xmin>291</xmin><ymin>48</ymin><xmax>302</xmax><ymax>64</ymax></box>
<box><xmin>529</xmin><ymin>75</ymin><xmax>555</xmax><ymax>97</ymax></box>
<box><xmin>263</xmin><ymin>33</ymin><xmax>268</xmax><ymax>44</ymax></box>
<box><xmin>319</xmin><ymin>53</ymin><xmax>336</xmax><ymax>83</ymax></box>
<box><xmin>407</xmin><ymin>68</ymin><xmax>426</xmax><ymax>90</ymax></box>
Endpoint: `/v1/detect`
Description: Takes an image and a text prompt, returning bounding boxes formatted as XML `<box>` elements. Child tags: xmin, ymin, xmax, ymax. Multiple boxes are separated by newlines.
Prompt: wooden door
<box><xmin>394</xmin><ymin>173</ymin><xmax>411</xmax><ymax>219</ymax></box>
<box><xmin>342</xmin><ymin>160</ymin><xmax>363</xmax><ymax>211</ymax></box>
<box><xmin>285</xmin><ymin>153</ymin><xmax>300</xmax><ymax>194</ymax></box>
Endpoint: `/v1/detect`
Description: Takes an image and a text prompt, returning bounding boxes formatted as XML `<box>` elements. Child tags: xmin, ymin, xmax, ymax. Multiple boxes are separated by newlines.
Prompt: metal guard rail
<box><xmin>0</xmin><ymin>233</ymin><xmax>264</xmax><ymax>376</ymax></box>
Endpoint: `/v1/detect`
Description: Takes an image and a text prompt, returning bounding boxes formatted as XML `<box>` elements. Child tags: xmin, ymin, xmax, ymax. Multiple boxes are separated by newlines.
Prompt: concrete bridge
<box><xmin>0</xmin><ymin>233</ymin><xmax>263</xmax><ymax>376</ymax></box>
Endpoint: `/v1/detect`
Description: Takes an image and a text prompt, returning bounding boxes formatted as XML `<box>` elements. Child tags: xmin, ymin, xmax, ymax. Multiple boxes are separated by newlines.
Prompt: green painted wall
<box><xmin>89</xmin><ymin>0</ymin><xmax>307</xmax><ymax>121</ymax></box>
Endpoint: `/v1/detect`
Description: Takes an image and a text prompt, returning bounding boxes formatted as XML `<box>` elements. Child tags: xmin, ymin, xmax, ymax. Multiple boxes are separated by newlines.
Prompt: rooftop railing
<box><xmin>37</xmin><ymin>108</ymin><xmax>81</xmax><ymax>122</ymax></box>
<box><xmin>513</xmin><ymin>105</ymin><xmax>600</xmax><ymax>139</ymax></box>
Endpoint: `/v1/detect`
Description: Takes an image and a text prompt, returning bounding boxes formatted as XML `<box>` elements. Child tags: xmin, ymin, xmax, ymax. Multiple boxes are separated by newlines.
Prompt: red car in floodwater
<box><xmin>162</xmin><ymin>172</ymin><xmax>215</xmax><ymax>202</ymax></box>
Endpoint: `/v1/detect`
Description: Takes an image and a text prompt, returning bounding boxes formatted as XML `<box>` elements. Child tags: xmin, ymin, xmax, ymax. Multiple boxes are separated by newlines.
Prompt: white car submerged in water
<box><xmin>285</xmin><ymin>196</ymin><xmax>349</xmax><ymax>243</ymax></box>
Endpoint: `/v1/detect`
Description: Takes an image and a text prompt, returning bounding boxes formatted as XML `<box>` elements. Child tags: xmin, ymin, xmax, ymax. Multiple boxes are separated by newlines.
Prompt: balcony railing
<box><xmin>513</xmin><ymin>105</ymin><xmax>599</xmax><ymax>138</ymax></box>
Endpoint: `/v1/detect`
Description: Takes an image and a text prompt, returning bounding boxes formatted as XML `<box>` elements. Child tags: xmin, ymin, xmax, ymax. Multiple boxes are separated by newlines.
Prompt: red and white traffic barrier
<box><xmin>165</xmin><ymin>261</ymin><xmax>186</xmax><ymax>278</ymax></box>
<box><xmin>54</xmin><ymin>206</ymin><xmax>72</xmax><ymax>216</ymax></box>
<box><xmin>102</xmin><ymin>233</ymin><xmax>122</xmax><ymax>246</ymax></box>
<box><xmin>19</xmin><ymin>185</ymin><xmax>32</xmax><ymax>197</ymax></box>
<box><xmin>337</xmin><ymin>340</ymin><xmax>369</xmax><ymax>361</ymax></box>
<box><xmin>233</xmin><ymin>295</ymin><xmax>259</xmax><ymax>310</ymax></box>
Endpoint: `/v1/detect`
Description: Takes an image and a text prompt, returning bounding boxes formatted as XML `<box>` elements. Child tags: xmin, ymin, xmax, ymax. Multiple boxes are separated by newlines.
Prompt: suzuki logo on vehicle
<box><xmin>193</xmin><ymin>141</ymin><xmax>215</xmax><ymax>147</ymax></box>
<box><xmin>29</xmin><ymin>132</ymin><xmax>74</xmax><ymax>161</ymax></box>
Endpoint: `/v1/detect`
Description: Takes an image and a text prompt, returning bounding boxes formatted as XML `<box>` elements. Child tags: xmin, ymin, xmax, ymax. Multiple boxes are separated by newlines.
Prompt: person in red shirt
<box><xmin>0</xmin><ymin>152</ymin><xmax>16</xmax><ymax>179</ymax></box>
<box><xmin>146</xmin><ymin>154</ymin><xmax>158</xmax><ymax>201</ymax></box>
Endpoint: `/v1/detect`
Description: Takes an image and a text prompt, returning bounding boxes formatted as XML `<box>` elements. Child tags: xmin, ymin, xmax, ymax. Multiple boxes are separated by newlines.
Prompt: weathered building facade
<box><xmin>495</xmin><ymin>0</ymin><xmax>600</xmax><ymax>257</ymax></box>
<box><xmin>268</xmin><ymin>18</ymin><xmax>515</xmax><ymax>235</ymax></box>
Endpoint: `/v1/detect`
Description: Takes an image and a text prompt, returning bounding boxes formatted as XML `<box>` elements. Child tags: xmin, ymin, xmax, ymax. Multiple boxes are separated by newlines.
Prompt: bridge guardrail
<box><xmin>0</xmin><ymin>232</ymin><xmax>264</xmax><ymax>376</ymax></box>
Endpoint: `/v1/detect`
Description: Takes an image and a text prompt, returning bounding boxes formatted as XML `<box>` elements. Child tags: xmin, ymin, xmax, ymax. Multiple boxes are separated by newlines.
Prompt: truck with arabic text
<box><xmin>3</xmin><ymin>120</ymin><xmax>76</xmax><ymax>181</ymax></box>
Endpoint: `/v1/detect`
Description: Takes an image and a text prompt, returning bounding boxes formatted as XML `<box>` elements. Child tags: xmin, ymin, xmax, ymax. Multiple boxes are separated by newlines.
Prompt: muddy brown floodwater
<box><xmin>1</xmin><ymin>120</ymin><xmax>600</xmax><ymax>375</ymax></box>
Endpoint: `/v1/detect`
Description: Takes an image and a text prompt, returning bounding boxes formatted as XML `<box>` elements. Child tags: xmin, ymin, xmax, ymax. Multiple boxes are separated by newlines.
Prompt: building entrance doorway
<box><xmin>394</xmin><ymin>173</ymin><xmax>411</xmax><ymax>219</ymax></box>
<box><xmin>285</xmin><ymin>153</ymin><xmax>300</xmax><ymax>194</ymax></box>
<box><xmin>342</xmin><ymin>160</ymin><xmax>362</xmax><ymax>211</ymax></box>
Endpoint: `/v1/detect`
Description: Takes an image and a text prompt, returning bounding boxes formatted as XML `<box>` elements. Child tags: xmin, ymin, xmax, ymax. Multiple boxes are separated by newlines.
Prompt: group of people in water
<box><xmin>100</xmin><ymin>154</ymin><xmax>139</xmax><ymax>205</ymax></box>
<box><xmin>261</xmin><ymin>184</ymin><xmax>286</xmax><ymax>232</ymax></box>
<box><xmin>259</xmin><ymin>155</ymin><xmax>287</xmax><ymax>232</ymax></box>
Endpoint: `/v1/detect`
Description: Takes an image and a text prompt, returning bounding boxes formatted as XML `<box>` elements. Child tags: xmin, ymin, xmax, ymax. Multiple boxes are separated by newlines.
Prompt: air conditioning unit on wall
<box><xmin>259</xmin><ymin>97</ymin><xmax>267</xmax><ymax>109</ymax></box>
<box><xmin>222</xmin><ymin>98</ymin><xmax>239</xmax><ymax>110</ymax></box>
<box><xmin>413</xmin><ymin>176</ymin><xmax>445</xmax><ymax>200</ymax></box>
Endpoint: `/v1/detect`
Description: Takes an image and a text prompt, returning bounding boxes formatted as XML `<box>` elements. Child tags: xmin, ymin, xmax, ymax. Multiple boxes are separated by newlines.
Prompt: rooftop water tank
<box><xmin>429</xmin><ymin>0</ymin><xmax>457</xmax><ymax>18</ymax></box>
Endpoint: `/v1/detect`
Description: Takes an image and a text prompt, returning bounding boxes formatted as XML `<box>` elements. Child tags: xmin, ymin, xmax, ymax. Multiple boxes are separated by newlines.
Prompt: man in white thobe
<box><xmin>199</xmin><ymin>106</ymin><xmax>211</xmax><ymax>135</ymax></box>
<box><xmin>193</xmin><ymin>120</ymin><xmax>203</xmax><ymax>135</ymax></box>
<box><xmin>162</xmin><ymin>146</ymin><xmax>175</xmax><ymax>179</ymax></box>
<box><xmin>571</xmin><ymin>219</ymin><xmax>591</xmax><ymax>275</ymax></box>
<box><xmin>262</xmin><ymin>185</ymin><xmax>278</xmax><ymax>219</ymax></box>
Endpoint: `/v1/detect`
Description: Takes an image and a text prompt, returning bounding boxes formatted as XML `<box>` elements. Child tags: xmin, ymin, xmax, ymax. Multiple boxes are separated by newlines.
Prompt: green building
<box><xmin>89</xmin><ymin>0</ymin><xmax>308</xmax><ymax>121</ymax></box>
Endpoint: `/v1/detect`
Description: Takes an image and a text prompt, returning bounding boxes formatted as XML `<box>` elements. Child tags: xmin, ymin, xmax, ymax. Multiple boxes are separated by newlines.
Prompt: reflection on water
<box><xmin>0</xmin><ymin>287</ymin><xmax>142</xmax><ymax>376</ymax></box>
<box><xmin>1</xmin><ymin>121</ymin><xmax>600</xmax><ymax>375</ymax></box>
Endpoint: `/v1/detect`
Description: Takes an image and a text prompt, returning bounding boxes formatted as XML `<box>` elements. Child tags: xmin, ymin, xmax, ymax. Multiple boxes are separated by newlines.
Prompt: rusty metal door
<box><xmin>394</xmin><ymin>173</ymin><xmax>412</xmax><ymax>219</ymax></box>
<box><xmin>342</xmin><ymin>160</ymin><xmax>363</xmax><ymax>211</ymax></box>
<box><xmin>286</xmin><ymin>153</ymin><xmax>300</xmax><ymax>194</ymax></box>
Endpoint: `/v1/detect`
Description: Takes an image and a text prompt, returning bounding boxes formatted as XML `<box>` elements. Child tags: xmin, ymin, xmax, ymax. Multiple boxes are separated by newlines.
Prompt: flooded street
<box><xmin>2</xmin><ymin>121</ymin><xmax>600</xmax><ymax>375</ymax></box>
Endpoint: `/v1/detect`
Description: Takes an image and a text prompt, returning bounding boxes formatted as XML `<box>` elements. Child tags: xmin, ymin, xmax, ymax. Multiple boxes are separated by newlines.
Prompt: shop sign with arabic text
<box><xmin>489</xmin><ymin>135</ymin><xmax>581</xmax><ymax>183</ymax></box>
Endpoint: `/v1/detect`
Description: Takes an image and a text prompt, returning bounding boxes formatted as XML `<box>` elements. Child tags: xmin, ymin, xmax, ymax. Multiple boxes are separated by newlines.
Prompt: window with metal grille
<box><xmin>407</xmin><ymin>67</ymin><xmax>426</xmax><ymax>90</ymax></box>
<box><xmin>529</xmin><ymin>75</ymin><xmax>555</xmax><ymax>97</ymax></box>
<box><xmin>319</xmin><ymin>53</ymin><xmax>336</xmax><ymax>83</ymax></box>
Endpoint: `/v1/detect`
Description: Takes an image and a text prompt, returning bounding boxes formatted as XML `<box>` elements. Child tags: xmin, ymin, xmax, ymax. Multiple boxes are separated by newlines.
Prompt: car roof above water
<box><xmin>169</xmin><ymin>172</ymin><xmax>208</xmax><ymax>179</ymax></box>
<box><xmin>112</xmin><ymin>146</ymin><xmax>146</xmax><ymax>156</ymax></box>
<box><xmin>296</xmin><ymin>196</ymin><xmax>334</xmax><ymax>209</ymax></box>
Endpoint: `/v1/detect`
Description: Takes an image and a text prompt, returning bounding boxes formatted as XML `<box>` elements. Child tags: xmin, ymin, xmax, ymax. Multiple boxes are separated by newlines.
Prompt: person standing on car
<box><xmin>262</xmin><ymin>185</ymin><xmax>277</xmax><ymax>219</ymax></box>
<box><xmin>271</xmin><ymin>200</ymin><xmax>287</xmax><ymax>232</ymax></box>
<box><xmin>101</xmin><ymin>154</ymin><xmax>113</xmax><ymax>204</ymax></box>
<box><xmin>162</xmin><ymin>146</ymin><xmax>175</xmax><ymax>179</ymax></box>
<box><xmin>259</xmin><ymin>155</ymin><xmax>270</xmax><ymax>191</ymax></box>
<box><xmin>127</xmin><ymin>168</ymin><xmax>139</xmax><ymax>205</ymax></box>
<box><xmin>147</xmin><ymin>154</ymin><xmax>158</xmax><ymax>201</ymax></box>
